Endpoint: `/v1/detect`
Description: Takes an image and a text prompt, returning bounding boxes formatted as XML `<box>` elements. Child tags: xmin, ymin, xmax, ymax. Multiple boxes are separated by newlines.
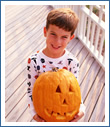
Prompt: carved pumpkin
<box><xmin>32</xmin><ymin>68</ymin><xmax>81</xmax><ymax>122</ymax></box>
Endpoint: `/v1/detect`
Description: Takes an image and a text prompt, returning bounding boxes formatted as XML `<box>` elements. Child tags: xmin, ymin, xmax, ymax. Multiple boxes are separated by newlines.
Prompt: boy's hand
<box><xmin>70</xmin><ymin>111</ymin><xmax>84</xmax><ymax>122</ymax></box>
<box><xmin>33</xmin><ymin>111</ymin><xmax>84</xmax><ymax>122</ymax></box>
<box><xmin>33</xmin><ymin>114</ymin><xmax>46</xmax><ymax>122</ymax></box>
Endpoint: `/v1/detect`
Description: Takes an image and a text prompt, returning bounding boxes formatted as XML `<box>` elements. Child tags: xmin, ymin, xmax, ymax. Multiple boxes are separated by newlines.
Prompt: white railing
<box><xmin>52</xmin><ymin>5</ymin><xmax>105</xmax><ymax>70</ymax></box>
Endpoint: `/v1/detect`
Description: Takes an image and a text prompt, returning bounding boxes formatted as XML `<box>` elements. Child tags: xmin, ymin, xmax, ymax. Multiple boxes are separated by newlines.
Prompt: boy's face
<box><xmin>43</xmin><ymin>24</ymin><xmax>74</xmax><ymax>58</ymax></box>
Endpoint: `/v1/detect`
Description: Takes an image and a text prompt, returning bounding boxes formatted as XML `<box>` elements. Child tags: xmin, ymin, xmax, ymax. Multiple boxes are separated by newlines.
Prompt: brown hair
<box><xmin>46</xmin><ymin>8</ymin><xmax>79</xmax><ymax>35</ymax></box>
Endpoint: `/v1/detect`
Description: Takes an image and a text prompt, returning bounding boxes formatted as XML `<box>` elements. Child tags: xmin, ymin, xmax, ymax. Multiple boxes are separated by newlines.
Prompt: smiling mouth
<box><xmin>44</xmin><ymin>108</ymin><xmax>76</xmax><ymax>120</ymax></box>
<box><xmin>51</xmin><ymin>44</ymin><xmax>61</xmax><ymax>49</ymax></box>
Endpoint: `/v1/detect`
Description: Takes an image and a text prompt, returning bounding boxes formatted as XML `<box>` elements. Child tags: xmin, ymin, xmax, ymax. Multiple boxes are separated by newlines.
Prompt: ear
<box><xmin>70</xmin><ymin>34</ymin><xmax>75</xmax><ymax>40</ymax></box>
<box><xmin>44</xmin><ymin>27</ymin><xmax>47</xmax><ymax>37</ymax></box>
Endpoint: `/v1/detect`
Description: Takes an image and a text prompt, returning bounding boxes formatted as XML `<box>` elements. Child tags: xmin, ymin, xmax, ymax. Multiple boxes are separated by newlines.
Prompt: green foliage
<box><xmin>86</xmin><ymin>5</ymin><xmax>99</xmax><ymax>15</ymax></box>
<box><xmin>93</xmin><ymin>7</ymin><xmax>98</xmax><ymax>14</ymax></box>
<box><xmin>86</xmin><ymin>5</ymin><xmax>90</xmax><ymax>9</ymax></box>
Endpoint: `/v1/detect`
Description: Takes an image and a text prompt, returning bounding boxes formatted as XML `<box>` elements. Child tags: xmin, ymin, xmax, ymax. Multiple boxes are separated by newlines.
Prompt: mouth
<box><xmin>45</xmin><ymin>108</ymin><xmax>66</xmax><ymax>119</ymax></box>
<box><xmin>51</xmin><ymin>44</ymin><xmax>61</xmax><ymax>50</ymax></box>
<box><xmin>44</xmin><ymin>108</ymin><xmax>76</xmax><ymax>120</ymax></box>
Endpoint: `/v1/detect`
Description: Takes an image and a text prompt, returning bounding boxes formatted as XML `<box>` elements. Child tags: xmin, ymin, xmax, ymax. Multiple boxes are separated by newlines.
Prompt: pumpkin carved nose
<box><xmin>63</xmin><ymin>99</ymin><xmax>67</xmax><ymax>104</ymax></box>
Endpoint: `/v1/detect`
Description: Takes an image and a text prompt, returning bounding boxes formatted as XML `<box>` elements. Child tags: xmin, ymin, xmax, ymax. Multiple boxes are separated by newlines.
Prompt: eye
<box><xmin>51</xmin><ymin>33</ymin><xmax>56</xmax><ymax>36</ymax></box>
<box><xmin>62</xmin><ymin>36</ymin><xmax>68</xmax><ymax>39</ymax></box>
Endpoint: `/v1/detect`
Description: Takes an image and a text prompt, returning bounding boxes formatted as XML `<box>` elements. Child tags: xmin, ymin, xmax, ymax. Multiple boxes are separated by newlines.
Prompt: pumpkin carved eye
<box><xmin>69</xmin><ymin>85</ymin><xmax>74</xmax><ymax>92</ymax></box>
<box><xmin>56</xmin><ymin>85</ymin><xmax>61</xmax><ymax>93</ymax></box>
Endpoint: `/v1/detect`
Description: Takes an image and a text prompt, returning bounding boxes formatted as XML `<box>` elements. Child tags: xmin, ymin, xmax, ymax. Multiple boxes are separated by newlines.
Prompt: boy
<box><xmin>27</xmin><ymin>8</ymin><xmax>85</xmax><ymax>122</ymax></box>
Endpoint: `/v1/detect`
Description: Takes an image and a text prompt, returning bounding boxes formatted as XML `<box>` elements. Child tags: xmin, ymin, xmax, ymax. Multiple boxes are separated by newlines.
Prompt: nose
<box><xmin>55</xmin><ymin>37</ymin><xmax>61</xmax><ymax>46</ymax></box>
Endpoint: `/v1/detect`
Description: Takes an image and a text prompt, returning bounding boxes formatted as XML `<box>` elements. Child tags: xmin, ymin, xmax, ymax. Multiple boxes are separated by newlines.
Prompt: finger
<box><xmin>70</xmin><ymin>115</ymin><xmax>80</xmax><ymax>122</ymax></box>
<box><xmin>35</xmin><ymin>115</ymin><xmax>42</xmax><ymax>122</ymax></box>
<box><xmin>72</xmin><ymin>118</ymin><xmax>78</xmax><ymax>122</ymax></box>
<box><xmin>37</xmin><ymin>115</ymin><xmax>46</xmax><ymax>122</ymax></box>
<box><xmin>74</xmin><ymin>114</ymin><xmax>79</xmax><ymax>119</ymax></box>
<box><xmin>71</xmin><ymin>117</ymin><xmax>79</xmax><ymax>122</ymax></box>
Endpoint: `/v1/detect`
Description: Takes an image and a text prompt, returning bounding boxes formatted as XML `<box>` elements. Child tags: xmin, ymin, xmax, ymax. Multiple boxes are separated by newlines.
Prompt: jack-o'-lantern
<box><xmin>32</xmin><ymin>68</ymin><xmax>81</xmax><ymax>122</ymax></box>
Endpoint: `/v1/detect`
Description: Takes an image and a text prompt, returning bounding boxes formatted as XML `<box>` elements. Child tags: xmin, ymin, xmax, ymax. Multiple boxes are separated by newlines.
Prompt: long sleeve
<box><xmin>27</xmin><ymin>57</ymin><xmax>38</xmax><ymax>117</ymax></box>
<box><xmin>69</xmin><ymin>58</ymin><xmax>86</xmax><ymax>114</ymax></box>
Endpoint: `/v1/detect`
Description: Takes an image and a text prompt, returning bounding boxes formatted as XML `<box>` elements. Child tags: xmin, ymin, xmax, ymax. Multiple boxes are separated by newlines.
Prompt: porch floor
<box><xmin>5</xmin><ymin>5</ymin><xmax>105</xmax><ymax>122</ymax></box>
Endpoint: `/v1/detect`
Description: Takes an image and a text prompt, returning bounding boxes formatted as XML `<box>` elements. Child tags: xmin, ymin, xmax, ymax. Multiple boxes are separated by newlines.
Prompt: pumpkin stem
<box><xmin>52</xmin><ymin>67</ymin><xmax>58</xmax><ymax>72</ymax></box>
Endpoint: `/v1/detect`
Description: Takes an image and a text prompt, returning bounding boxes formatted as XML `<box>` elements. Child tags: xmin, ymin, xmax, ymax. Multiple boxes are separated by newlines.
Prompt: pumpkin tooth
<box><xmin>51</xmin><ymin>111</ymin><xmax>54</xmax><ymax>115</ymax></box>
<box><xmin>52</xmin><ymin>112</ymin><xmax>57</xmax><ymax>117</ymax></box>
<box><xmin>56</xmin><ymin>115</ymin><xmax>65</xmax><ymax>120</ymax></box>
<box><xmin>47</xmin><ymin>108</ymin><xmax>52</xmax><ymax>114</ymax></box>
<box><xmin>64</xmin><ymin>112</ymin><xmax>66</xmax><ymax>116</ymax></box>
<box><xmin>66</xmin><ymin>110</ymin><xmax>78</xmax><ymax>117</ymax></box>
<box><xmin>44</xmin><ymin>109</ymin><xmax>51</xmax><ymax>117</ymax></box>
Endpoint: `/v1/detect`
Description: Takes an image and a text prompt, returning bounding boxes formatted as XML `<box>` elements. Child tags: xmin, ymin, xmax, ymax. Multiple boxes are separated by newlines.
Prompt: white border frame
<box><xmin>1</xmin><ymin>1</ymin><xmax>109</xmax><ymax>126</ymax></box>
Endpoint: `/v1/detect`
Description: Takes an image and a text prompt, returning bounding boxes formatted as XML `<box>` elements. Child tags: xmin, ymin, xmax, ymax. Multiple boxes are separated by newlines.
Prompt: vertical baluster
<box><xmin>70</xmin><ymin>5</ymin><xmax>72</xmax><ymax>9</ymax></box>
<box><xmin>98</xmin><ymin>30</ymin><xmax>105</xmax><ymax>58</ymax></box>
<box><xmin>90</xmin><ymin>22</ymin><xmax>96</xmax><ymax>48</ymax></box>
<box><xmin>83</xmin><ymin>15</ymin><xmax>87</xmax><ymax>41</ymax></box>
<box><xmin>82</xmin><ymin>13</ymin><xmax>85</xmax><ymax>40</ymax></box>
<box><xmin>72</xmin><ymin>5</ymin><xmax>74</xmax><ymax>11</ymax></box>
<box><xmin>86</xmin><ymin>17</ymin><xmax>91</xmax><ymax>44</ymax></box>
<box><xmin>86</xmin><ymin>5</ymin><xmax>93</xmax><ymax>44</ymax></box>
<box><xmin>94</xmin><ymin>27</ymin><xmax>100</xmax><ymax>53</ymax></box>
<box><xmin>90</xmin><ymin>5</ymin><xmax>93</xmax><ymax>15</ymax></box>
<box><xmin>99</xmin><ymin>5</ymin><xmax>104</xmax><ymax>23</ymax></box>
<box><xmin>102</xmin><ymin>52</ymin><xmax>105</xmax><ymax>65</ymax></box>
<box><xmin>94</xmin><ymin>26</ymin><xmax>100</xmax><ymax>53</ymax></box>
<box><xmin>73</xmin><ymin>5</ymin><xmax>79</xmax><ymax>37</ymax></box>
<box><xmin>80</xmin><ymin>12</ymin><xmax>84</xmax><ymax>38</ymax></box>
<box><xmin>80</xmin><ymin>8</ymin><xmax>85</xmax><ymax>39</ymax></box>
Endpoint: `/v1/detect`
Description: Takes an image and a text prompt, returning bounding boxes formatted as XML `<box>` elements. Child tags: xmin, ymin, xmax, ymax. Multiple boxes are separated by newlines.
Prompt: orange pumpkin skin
<box><xmin>32</xmin><ymin>69</ymin><xmax>81</xmax><ymax>122</ymax></box>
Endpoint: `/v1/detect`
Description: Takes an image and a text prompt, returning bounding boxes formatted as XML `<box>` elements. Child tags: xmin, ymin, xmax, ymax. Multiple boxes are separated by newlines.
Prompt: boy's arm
<box><xmin>27</xmin><ymin>56</ymin><xmax>46</xmax><ymax>122</ymax></box>
<box><xmin>70</xmin><ymin>59</ymin><xmax>86</xmax><ymax>121</ymax></box>
<box><xmin>27</xmin><ymin>57</ymin><xmax>37</xmax><ymax>119</ymax></box>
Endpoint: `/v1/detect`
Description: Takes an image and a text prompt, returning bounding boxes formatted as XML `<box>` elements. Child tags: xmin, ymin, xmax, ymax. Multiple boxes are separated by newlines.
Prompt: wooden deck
<box><xmin>5</xmin><ymin>5</ymin><xmax>105</xmax><ymax>122</ymax></box>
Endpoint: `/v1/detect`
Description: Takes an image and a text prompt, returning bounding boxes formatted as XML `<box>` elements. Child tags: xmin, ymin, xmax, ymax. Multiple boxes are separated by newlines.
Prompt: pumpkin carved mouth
<box><xmin>45</xmin><ymin>108</ymin><xmax>76</xmax><ymax>120</ymax></box>
<box><xmin>45</xmin><ymin>108</ymin><xmax>66</xmax><ymax>119</ymax></box>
